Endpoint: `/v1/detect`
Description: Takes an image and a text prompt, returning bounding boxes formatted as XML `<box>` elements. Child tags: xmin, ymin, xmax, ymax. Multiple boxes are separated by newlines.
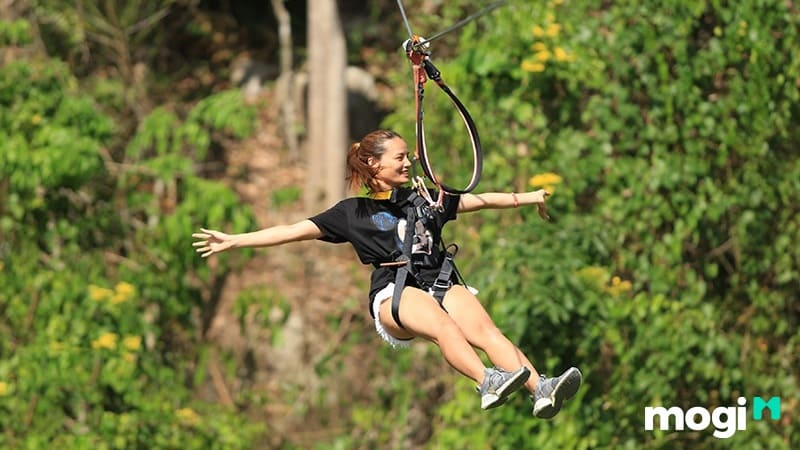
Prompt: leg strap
<box><xmin>390</xmin><ymin>205</ymin><xmax>419</xmax><ymax>329</ymax></box>
<box><xmin>391</xmin><ymin>261</ymin><xmax>409</xmax><ymax>329</ymax></box>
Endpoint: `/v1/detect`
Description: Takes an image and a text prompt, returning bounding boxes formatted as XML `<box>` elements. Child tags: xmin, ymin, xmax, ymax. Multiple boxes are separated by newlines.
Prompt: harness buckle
<box><xmin>432</xmin><ymin>279</ymin><xmax>452</xmax><ymax>290</ymax></box>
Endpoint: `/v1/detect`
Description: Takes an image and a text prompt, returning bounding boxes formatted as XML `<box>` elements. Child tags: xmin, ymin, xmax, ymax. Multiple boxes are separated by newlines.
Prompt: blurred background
<box><xmin>0</xmin><ymin>0</ymin><xmax>798</xmax><ymax>448</ymax></box>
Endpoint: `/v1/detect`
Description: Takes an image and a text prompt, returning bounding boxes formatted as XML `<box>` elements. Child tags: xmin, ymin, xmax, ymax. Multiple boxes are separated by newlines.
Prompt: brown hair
<box><xmin>346</xmin><ymin>129</ymin><xmax>403</xmax><ymax>193</ymax></box>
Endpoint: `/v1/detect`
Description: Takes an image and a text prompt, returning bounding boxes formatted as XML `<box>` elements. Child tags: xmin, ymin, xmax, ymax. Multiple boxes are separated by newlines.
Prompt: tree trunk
<box><xmin>305</xmin><ymin>0</ymin><xmax>347</xmax><ymax>213</ymax></box>
<box><xmin>270</xmin><ymin>0</ymin><xmax>298</xmax><ymax>157</ymax></box>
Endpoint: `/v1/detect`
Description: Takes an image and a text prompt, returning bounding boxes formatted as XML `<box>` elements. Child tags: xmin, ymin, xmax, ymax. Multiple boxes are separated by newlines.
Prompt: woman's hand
<box><xmin>192</xmin><ymin>228</ymin><xmax>236</xmax><ymax>258</ymax></box>
<box><xmin>531</xmin><ymin>189</ymin><xmax>550</xmax><ymax>221</ymax></box>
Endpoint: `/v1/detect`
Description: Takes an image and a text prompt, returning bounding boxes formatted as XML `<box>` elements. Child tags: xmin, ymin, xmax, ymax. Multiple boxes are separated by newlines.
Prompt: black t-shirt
<box><xmin>308</xmin><ymin>188</ymin><xmax>460</xmax><ymax>310</ymax></box>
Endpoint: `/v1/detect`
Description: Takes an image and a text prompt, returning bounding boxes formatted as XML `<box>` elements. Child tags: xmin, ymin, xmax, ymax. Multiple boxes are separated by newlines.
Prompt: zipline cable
<box><xmin>396</xmin><ymin>0</ymin><xmax>415</xmax><ymax>41</ymax></box>
<box><xmin>414</xmin><ymin>0</ymin><xmax>507</xmax><ymax>50</ymax></box>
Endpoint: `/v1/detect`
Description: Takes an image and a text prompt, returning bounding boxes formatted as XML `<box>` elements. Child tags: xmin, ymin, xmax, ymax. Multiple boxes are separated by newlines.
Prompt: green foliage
<box><xmin>271</xmin><ymin>186</ymin><xmax>303</xmax><ymax>208</ymax></box>
<box><xmin>31</xmin><ymin>0</ymin><xmax>176</xmax><ymax>69</ymax></box>
<box><xmin>384</xmin><ymin>0</ymin><xmax>799</xmax><ymax>448</ymax></box>
<box><xmin>234</xmin><ymin>286</ymin><xmax>291</xmax><ymax>338</ymax></box>
<box><xmin>4</xmin><ymin>0</ymin><xmax>799</xmax><ymax>448</ymax></box>
<box><xmin>0</xmin><ymin>59</ymin><xmax>110</xmax><ymax>239</ymax></box>
<box><xmin>0</xmin><ymin>19</ymin><xmax>32</xmax><ymax>45</ymax></box>
<box><xmin>0</xmin><ymin>54</ymin><xmax>260</xmax><ymax>447</ymax></box>
<box><xmin>126</xmin><ymin>90</ymin><xmax>256</xmax><ymax>163</ymax></box>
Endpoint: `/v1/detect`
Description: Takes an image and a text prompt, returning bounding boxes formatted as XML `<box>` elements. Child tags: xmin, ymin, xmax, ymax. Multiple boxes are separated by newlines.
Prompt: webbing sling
<box><xmin>413</xmin><ymin>58</ymin><xmax>482</xmax><ymax>195</ymax></box>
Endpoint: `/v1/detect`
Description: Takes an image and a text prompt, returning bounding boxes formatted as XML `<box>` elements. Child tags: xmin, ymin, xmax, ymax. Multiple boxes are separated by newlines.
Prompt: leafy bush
<box><xmin>0</xmin><ymin>19</ymin><xmax>32</xmax><ymax>45</ymax></box>
<box><xmin>384</xmin><ymin>0</ymin><xmax>799</xmax><ymax>448</ymax></box>
<box><xmin>0</xmin><ymin>41</ymin><xmax>261</xmax><ymax>448</ymax></box>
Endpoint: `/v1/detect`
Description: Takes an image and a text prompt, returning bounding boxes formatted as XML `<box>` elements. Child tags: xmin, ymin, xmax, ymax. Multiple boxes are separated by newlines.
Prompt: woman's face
<box><xmin>371</xmin><ymin>137</ymin><xmax>412</xmax><ymax>190</ymax></box>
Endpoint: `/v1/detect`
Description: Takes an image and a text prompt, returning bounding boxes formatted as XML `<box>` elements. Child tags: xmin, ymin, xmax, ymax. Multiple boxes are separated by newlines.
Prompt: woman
<box><xmin>192</xmin><ymin>130</ymin><xmax>581</xmax><ymax>418</ymax></box>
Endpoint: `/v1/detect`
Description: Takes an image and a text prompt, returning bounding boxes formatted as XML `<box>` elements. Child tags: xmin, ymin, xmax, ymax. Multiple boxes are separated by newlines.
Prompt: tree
<box><xmin>271</xmin><ymin>0</ymin><xmax>299</xmax><ymax>156</ymax></box>
<box><xmin>305</xmin><ymin>0</ymin><xmax>347</xmax><ymax>212</ymax></box>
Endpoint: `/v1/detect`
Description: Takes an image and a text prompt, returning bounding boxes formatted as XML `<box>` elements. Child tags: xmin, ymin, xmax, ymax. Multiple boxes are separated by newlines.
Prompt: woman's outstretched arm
<box><xmin>192</xmin><ymin>220</ymin><xmax>323</xmax><ymax>258</ymax></box>
<box><xmin>458</xmin><ymin>189</ymin><xmax>550</xmax><ymax>219</ymax></box>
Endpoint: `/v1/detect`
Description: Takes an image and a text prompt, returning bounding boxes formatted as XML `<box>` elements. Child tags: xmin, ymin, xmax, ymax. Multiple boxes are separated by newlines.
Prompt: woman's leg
<box><xmin>442</xmin><ymin>285</ymin><xmax>541</xmax><ymax>394</ymax></box>
<box><xmin>377</xmin><ymin>286</ymin><xmax>486</xmax><ymax>383</ymax></box>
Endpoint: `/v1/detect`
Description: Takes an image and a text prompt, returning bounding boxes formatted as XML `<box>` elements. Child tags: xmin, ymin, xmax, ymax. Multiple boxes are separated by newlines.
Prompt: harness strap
<box><xmin>431</xmin><ymin>244</ymin><xmax>458</xmax><ymax>303</ymax></box>
<box><xmin>390</xmin><ymin>193</ymin><xmax>423</xmax><ymax>329</ymax></box>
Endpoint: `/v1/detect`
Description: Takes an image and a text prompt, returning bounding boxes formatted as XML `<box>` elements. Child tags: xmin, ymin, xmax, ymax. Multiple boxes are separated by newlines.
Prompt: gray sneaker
<box><xmin>476</xmin><ymin>366</ymin><xmax>531</xmax><ymax>410</ymax></box>
<box><xmin>531</xmin><ymin>367</ymin><xmax>582</xmax><ymax>419</ymax></box>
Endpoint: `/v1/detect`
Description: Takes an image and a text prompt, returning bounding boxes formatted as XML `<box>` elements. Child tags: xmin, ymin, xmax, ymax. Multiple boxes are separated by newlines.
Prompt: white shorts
<box><xmin>371</xmin><ymin>283</ymin><xmax>479</xmax><ymax>349</ymax></box>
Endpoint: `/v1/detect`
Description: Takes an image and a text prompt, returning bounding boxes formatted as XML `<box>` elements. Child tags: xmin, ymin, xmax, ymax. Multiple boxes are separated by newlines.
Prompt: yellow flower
<box><xmin>550</xmin><ymin>0</ymin><xmax>564</xmax><ymax>5</ymax></box>
<box><xmin>607</xmin><ymin>276</ymin><xmax>633</xmax><ymax>295</ymax></box>
<box><xmin>534</xmin><ymin>49</ymin><xmax>552</xmax><ymax>62</ymax></box>
<box><xmin>530</xmin><ymin>172</ymin><xmax>563</xmax><ymax>194</ymax></box>
<box><xmin>91</xmin><ymin>332</ymin><xmax>118</xmax><ymax>350</ymax></box>
<box><xmin>529</xmin><ymin>172</ymin><xmax>563</xmax><ymax>187</ymax></box>
<box><xmin>532</xmin><ymin>25</ymin><xmax>545</xmax><ymax>37</ymax></box>
<box><xmin>0</xmin><ymin>381</ymin><xmax>9</xmax><ymax>396</ymax></box>
<box><xmin>123</xmin><ymin>335</ymin><xmax>141</xmax><ymax>351</ymax></box>
<box><xmin>115</xmin><ymin>282</ymin><xmax>135</xmax><ymax>297</ymax></box>
<box><xmin>522</xmin><ymin>60</ymin><xmax>546</xmax><ymax>73</ymax></box>
<box><xmin>531</xmin><ymin>42</ymin><xmax>548</xmax><ymax>52</ymax></box>
<box><xmin>176</xmin><ymin>408</ymin><xmax>201</xmax><ymax>426</ymax></box>
<box><xmin>123</xmin><ymin>353</ymin><xmax>136</xmax><ymax>363</ymax></box>
<box><xmin>31</xmin><ymin>114</ymin><xmax>41</xmax><ymax>125</ymax></box>
<box><xmin>546</xmin><ymin>23</ymin><xmax>562</xmax><ymax>38</ymax></box>
<box><xmin>111</xmin><ymin>281</ymin><xmax>135</xmax><ymax>304</ymax></box>
<box><xmin>89</xmin><ymin>284</ymin><xmax>113</xmax><ymax>302</ymax></box>
<box><xmin>553</xmin><ymin>47</ymin><xmax>575</xmax><ymax>62</ymax></box>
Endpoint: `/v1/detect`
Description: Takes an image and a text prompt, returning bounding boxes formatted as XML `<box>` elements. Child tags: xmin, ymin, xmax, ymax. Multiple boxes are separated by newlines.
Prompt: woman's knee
<box><xmin>435</xmin><ymin>317</ymin><xmax>469</xmax><ymax>342</ymax></box>
<box><xmin>411</xmin><ymin>311</ymin><xmax>465</xmax><ymax>344</ymax></box>
<box><xmin>467</xmin><ymin>321</ymin><xmax>508</xmax><ymax>349</ymax></box>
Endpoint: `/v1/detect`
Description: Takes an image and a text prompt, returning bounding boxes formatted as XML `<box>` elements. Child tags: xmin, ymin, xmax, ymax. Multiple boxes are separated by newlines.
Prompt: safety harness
<box><xmin>376</xmin><ymin>188</ymin><xmax>465</xmax><ymax>329</ymax></box>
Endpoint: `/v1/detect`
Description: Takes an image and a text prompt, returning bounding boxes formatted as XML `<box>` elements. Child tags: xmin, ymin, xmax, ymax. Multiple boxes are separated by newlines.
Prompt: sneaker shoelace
<box><xmin>478</xmin><ymin>367</ymin><xmax>508</xmax><ymax>395</ymax></box>
<box><xmin>533</xmin><ymin>375</ymin><xmax>551</xmax><ymax>399</ymax></box>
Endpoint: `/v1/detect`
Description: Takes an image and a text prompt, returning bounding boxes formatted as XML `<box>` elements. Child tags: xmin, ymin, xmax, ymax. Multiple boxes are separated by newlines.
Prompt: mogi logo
<box><xmin>644</xmin><ymin>396</ymin><xmax>781</xmax><ymax>439</ymax></box>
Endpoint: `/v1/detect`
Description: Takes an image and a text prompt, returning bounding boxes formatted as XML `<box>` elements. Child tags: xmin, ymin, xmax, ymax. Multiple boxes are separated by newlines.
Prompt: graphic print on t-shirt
<box><xmin>370</xmin><ymin>211</ymin><xmax>398</xmax><ymax>231</ymax></box>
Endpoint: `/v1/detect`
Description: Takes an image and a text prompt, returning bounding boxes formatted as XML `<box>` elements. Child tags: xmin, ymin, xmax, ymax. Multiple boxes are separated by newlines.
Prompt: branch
<box><xmin>126</xmin><ymin>6</ymin><xmax>170</xmax><ymax>39</ymax></box>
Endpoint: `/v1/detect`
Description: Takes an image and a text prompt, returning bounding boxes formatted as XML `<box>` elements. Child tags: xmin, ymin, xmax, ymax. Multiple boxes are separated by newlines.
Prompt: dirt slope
<box><xmin>204</xmin><ymin>89</ymin><xmax>385</xmax><ymax>447</ymax></box>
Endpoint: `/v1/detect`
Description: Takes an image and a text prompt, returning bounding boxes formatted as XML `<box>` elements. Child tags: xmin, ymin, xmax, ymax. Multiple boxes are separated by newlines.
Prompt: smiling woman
<box><xmin>346</xmin><ymin>129</ymin><xmax>411</xmax><ymax>193</ymax></box>
<box><xmin>192</xmin><ymin>129</ymin><xmax>582</xmax><ymax>418</ymax></box>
